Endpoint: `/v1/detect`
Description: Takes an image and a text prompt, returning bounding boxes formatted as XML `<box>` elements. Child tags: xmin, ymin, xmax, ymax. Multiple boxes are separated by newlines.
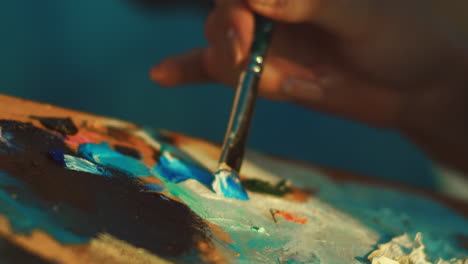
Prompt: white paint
<box><xmin>369</xmin><ymin>233</ymin><xmax>467</xmax><ymax>264</ymax></box>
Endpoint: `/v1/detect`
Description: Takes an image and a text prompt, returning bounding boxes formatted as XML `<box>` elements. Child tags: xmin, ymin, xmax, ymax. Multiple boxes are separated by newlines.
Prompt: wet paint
<box><xmin>78</xmin><ymin>142</ymin><xmax>152</xmax><ymax>177</ymax></box>
<box><xmin>143</xmin><ymin>183</ymin><xmax>165</xmax><ymax>192</ymax></box>
<box><xmin>212</xmin><ymin>170</ymin><xmax>249</xmax><ymax>201</ymax></box>
<box><xmin>154</xmin><ymin>152</ymin><xmax>214</xmax><ymax>188</ymax></box>
<box><xmin>0</xmin><ymin>120</ymin><xmax>212</xmax><ymax>260</ymax></box>
<box><xmin>241</xmin><ymin>179</ymin><xmax>292</xmax><ymax>197</ymax></box>
<box><xmin>31</xmin><ymin>116</ymin><xmax>78</xmax><ymax>136</ymax></box>
<box><xmin>49</xmin><ymin>149</ymin><xmax>112</xmax><ymax>177</ymax></box>
<box><xmin>270</xmin><ymin>209</ymin><xmax>308</xmax><ymax>224</ymax></box>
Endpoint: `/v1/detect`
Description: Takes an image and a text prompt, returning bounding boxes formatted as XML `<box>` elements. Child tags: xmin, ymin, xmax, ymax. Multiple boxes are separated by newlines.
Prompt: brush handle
<box><xmin>218</xmin><ymin>16</ymin><xmax>274</xmax><ymax>173</ymax></box>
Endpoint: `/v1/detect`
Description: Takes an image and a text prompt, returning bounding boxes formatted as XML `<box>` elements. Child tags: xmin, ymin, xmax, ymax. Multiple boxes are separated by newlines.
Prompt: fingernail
<box><xmin>227</xmin><ymin>27</ymin><xmax>242</xmax><ymax>64</ymax></box>
<box><xmin>282</xmin><ymin>78</ymin><xmax>323</xmax><ymax>101</ymax></box>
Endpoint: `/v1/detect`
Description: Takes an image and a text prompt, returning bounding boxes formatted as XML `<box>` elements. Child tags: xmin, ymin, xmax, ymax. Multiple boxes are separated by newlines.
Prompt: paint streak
<box><xmin>64</xmin><ymin>134</ymin><xmax>92</xmax><ymax>149</ymax></box>
<box><xmin>49</xmin><ymin>149</ymin><xmax>112</xmax><ymax>177</ymax></box>
<box><xmin>0</xmin><ymin>120</ymin><xmax>212</xmax><ymax>260</ymax></box>
<box><xmin>114</xmin><ymin>145</ymin><xmax>142</xmax><ymax>160</ymax></box>
<box><xmin>31</xmin><ymin>116</ymin><xmax>78</xmax><ymax>136</ymax></box>
<box><xmin>241</xmin><ymin>179</ymin><xmax>292</xmax><ymax>197</ymax></box>
<box><xmin>143</xmin><ymin>183</ymin><xmax>165</xmax><ymax>192</ymax></box>
<box><xmin>212</xmin><ymin>169</ymin><xmax>249</xmax><ymax>201</ymax></box>
<box><xmin>154</xmin><ymin>152</ymin><xmax>214</xmax><ymax>187</ymax></box>
<box><xmin>270</xmin><ymin>210</ymin><xmax>308</xmax><ymax>224</ymax></box>
<box><xmin>78</xmin><ymin>142</ymin><xmax>152</xmax><ymax>177</ymax></box>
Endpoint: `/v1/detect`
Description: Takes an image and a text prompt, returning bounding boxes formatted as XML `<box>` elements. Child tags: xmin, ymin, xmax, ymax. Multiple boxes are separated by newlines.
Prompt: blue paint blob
<box><xmin>78</xmin><ymin>142</ymin><xmax>152</xmax><ymax>177</ymax></box>
<box><xmin>212</xmin><ymin>169</ymin><xmax>249</xmax><ymax>201</ymax></box>
<box><xmin>49</xmin><ymin>149</ymin><xmax>66</xmax><ymax>166</ymax></box>
<box><xmin>154</xmin><ymin>152</ymin><xmax>214</xmax><ymax>188</ymax></box>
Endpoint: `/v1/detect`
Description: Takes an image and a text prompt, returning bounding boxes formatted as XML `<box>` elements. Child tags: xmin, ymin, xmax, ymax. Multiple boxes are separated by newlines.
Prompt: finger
<box><xmin>245</xmin><ymin>0</ymin><xmax>322</xmax><ymax>23</ymax></box>
<box><xmin>207</xmin><ymin>0</ymin><xmax>255</xmax><ymax>65</ymax></box>
<box><xmin>282</xmin><ymin>69</ymin><xmax>404</xmax><ymax>128</ymax></box>
<box><xmin>245</xmin><ymin>0</ymin><xmax>378</xmax><ymax>40</ymax></box>
<box><xmin>150</xmin><ymin>49</ymin><xmax>213</xmax><ymax>87</ymax></box>
<box><xmin>248</xmin><ymin>51</ymin><xmax>402</xmax><ymax>127</ymax></box>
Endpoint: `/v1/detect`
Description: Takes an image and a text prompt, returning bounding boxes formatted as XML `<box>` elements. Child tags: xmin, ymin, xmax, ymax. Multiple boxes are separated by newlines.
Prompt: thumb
<box><xmin>245</xmin><ymin>0</ymin><xmax>322</xmax><ymax>23</ymax></box>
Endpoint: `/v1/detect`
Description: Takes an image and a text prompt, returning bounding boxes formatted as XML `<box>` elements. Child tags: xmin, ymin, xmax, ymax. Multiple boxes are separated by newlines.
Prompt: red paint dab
<box><xmin>271</xmin><ymin>209</ymin><xmax>308</xmax><ymax>224</ymax></box>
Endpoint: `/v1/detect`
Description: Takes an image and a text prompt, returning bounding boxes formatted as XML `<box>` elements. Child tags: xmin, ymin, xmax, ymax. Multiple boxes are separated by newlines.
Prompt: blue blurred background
<box><xmin>0</xmin><ymin>0</ymin><xmax>436</xmax><ymax>188</ymax></box>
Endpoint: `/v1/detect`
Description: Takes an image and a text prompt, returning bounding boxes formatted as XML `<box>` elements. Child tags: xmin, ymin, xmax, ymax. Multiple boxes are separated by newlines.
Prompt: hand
<box><xmin>151</xmin><ymin>0</ymin><xmax>468</xmax><ymax>173</ymax></box>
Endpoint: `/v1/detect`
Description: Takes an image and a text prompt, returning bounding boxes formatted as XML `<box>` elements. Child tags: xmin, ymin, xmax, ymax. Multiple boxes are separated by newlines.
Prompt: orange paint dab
<box><xmin>271</xmin><ymin>210</ymin><xmax>308</xmax><ymax>224</ymax></box>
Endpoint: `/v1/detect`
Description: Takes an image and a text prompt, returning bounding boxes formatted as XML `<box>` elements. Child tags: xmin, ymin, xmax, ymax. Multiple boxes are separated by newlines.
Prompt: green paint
<box><xmin>241</xmin><ymin>179</ymin><xmax>292</xmax><ymax>197</ymax></box>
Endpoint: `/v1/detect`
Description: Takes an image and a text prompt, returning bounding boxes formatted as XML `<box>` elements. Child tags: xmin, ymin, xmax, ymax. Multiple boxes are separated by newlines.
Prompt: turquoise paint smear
<box><xmin>212</xmin><ymin>170</ymin><xmax>249</xmax><ymax>201</ymax></box>
<box><xmin>49</xmin><ymin>149</ymin><xmax>112</xmax><ymax>177</ymax></box>
<box><xmin>154</xmin><ymin>152</ymin><xmax>214</xmax><ymax>188</ymax></box>
<box><xmin>318</xmin><ymin>183</ymin><xmax>468</xmax><ymax>260</ymax></box>
<box><xmin>0</xmin><ymin>171</ymin><xmax>87</xmax><ymax>243</ymax></box>
<box><xmin>64</xmin><ymin>154</ymin><xmax>112</xmax><ymax>177</ymax></box>
<box><xmin>78</xmin><ymin>142</ymin><xmax>152</xmax><ymax>177</ymax></box>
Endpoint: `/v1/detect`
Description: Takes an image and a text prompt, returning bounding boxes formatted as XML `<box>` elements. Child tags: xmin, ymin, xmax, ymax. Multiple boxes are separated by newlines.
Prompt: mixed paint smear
<box><xmin>78</xmin><ymin>142</ymin><xmax>153</xmax><ymax>177</ymax></box>
<box><xmin>0</xmin><ymin>119</ymin><xmax>212</xmax><ymax>262</ymax></box>
<box><xmin>0</xmin><ymin>115</ymin><xmax>467</xmax><ymax>264</ymax></box>
<box><xmin>212</xmin><ymin>169</ymin><xmax>249</xmax><ymax>201</ymax></box>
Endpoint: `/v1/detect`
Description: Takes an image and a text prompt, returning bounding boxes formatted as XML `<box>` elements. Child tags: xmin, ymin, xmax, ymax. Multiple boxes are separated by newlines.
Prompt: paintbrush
<box><xmin>212</xmin><ymin>15</ymin><xmax>274</xmax><ymax>200</ymax></box>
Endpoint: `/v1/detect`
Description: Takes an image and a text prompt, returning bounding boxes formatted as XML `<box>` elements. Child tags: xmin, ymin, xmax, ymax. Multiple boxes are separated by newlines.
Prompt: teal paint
<box><xmin>78</xmin><ymin>142</ymin><xmax>152</xmax><ymax>177</ymax></box>
<box><xmin>318</xmin><ymin>183</ymin><xmax>468</xmax><ymax>260</ymax></box>
<box><xmin>0</xmin><ymin>171</ymin><xmax>88</xmax><ymax>243</ymax></box>
<box><xmin>49</xmin><ymin>149</ymin><xmax>112</xmax><ymax>177</ymax></box>
<box><xmin>63</xmin><ymin>154</ymin><xmax>112</xmax><ymax>177</ymax></box>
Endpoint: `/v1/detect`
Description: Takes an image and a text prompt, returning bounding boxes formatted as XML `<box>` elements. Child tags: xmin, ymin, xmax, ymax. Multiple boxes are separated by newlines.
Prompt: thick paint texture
<box><xmin>31</xmin><ymin>116</ymin><xmax>78</xmax><ymax>135</ymax></box>
<box><xmin>0</xmin><ymin>120</ymin><xmax>211</xmax><ymax>261</ymax></box>
<box><xmin>241</xmin><ymin>179</ymin><xmax>292</xmax><ymax>197</ymax></box>
<box><xmin>78</xmin><ymin>142</ymin><xmax>152</xmax><ymax>177</ymax></box>
<box><xmin>155</xmin><ymin>152</ymin><xmax>214</xmax><ymax>187</ymax></box>
<box><xmin>49</xmin><ymin>149</ymin><xmax>112</xmax><ymax>177</ymax></box>
<box><xmin>212</xmin><ymin>170</ymin><xmax>249</xmax><ymax>201</ymax></box>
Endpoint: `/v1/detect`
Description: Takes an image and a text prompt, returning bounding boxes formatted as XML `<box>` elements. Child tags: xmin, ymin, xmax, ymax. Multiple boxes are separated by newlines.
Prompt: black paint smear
<box><xmin>0</xmin><ymin>237</ymin><xmax>53</xmax><ymax>264</ymax></box>
<box><xmin>241</xmin><ymin>179</ymin><xmax>292</xmax><ymax>197</ymax></box>
<box><xmin>0</xmin><ymin>120</ymin><xmax>210</xmax><ymax>261</ymax></box>
<box><xmin>30</xmin><ymin>116</ymin><xmax>78</xmax><ymax>136</ymax></box>
<box><xmin>114</xmin><ymin>145</ymin><xmax>142</xmax><ymax>160</ymax></box>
